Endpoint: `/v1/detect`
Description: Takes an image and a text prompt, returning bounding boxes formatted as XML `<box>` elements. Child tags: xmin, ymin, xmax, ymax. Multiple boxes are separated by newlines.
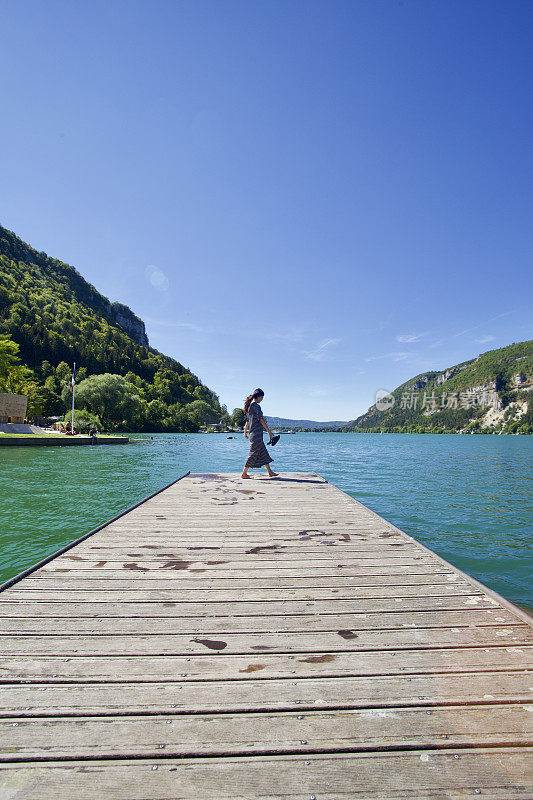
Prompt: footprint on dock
<box><xmin>191</xmin><ymin>638</ymin><xmax>227</xmax><ymax>651</ymax></box>
<box><xmin>338</xmin><ymin>630</ymin><xmax>359</xmax><ymax>640</ymax></box>
<box><xmin>239</xmin><ymin>663</ymin><xmax>265</xmax><ymax>672</ymax></box>
<box><xmin>299</xmin><ymin>654</ymin><xmax>337</xmax><ymax>663</ymax></box>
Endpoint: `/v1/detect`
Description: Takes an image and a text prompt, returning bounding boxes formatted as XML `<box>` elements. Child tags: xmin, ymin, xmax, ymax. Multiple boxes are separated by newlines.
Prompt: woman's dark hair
<box><xmin>244</xmin><ymin>388</ymin><xmax>264</xmax><ymax>414</ymax></box>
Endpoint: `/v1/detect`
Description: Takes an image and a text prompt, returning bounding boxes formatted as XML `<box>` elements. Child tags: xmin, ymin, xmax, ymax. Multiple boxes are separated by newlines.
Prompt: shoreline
<box><xmin>3</xmin><ymin>431</ymin><xmax>528</xmax><ymax>442</ymax></box>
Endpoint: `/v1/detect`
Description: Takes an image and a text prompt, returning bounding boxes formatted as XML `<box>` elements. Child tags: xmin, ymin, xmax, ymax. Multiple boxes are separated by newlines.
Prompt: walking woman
<box><xmin>241</xmin><ymin>388</ymin><xmax>279</xmax><ymax>479</ymax></box>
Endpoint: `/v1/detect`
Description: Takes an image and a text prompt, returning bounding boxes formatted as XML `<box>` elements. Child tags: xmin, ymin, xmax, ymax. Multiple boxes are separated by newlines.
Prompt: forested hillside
<box><xmin>344</xmin><ymin>341</ymin><xmax>533</xmax><ymax>434</ymax></box>
<box><xmin>0</xmin><ymin>225</ymin><xmax>227</xmax><ymax>431</ymax></box>
<box><xmin>265</xmin><ymin>416</ymin><xmax>348</xmax><ymax>429</ymax></box>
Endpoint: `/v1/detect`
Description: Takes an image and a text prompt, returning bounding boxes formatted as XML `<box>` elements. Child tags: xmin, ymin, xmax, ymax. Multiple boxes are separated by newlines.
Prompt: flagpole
<box><xmin>71</xmin><ymin>362</ymin><xmax>76</xmax><ymax>434</ymax></box>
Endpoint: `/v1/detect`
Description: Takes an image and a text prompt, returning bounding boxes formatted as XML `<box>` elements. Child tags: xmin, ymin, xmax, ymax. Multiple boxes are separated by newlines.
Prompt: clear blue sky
<box><xmin>1</xmin><ymin>0</ymin><xmax>532</xmax><ymax>420</ymax></box>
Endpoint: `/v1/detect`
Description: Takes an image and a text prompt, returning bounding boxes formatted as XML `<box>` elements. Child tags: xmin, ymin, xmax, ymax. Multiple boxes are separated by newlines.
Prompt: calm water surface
<box><xmin>1</xmin><ymin>433</ymin><xmax>531</xmax><ymax>612</ymax></box>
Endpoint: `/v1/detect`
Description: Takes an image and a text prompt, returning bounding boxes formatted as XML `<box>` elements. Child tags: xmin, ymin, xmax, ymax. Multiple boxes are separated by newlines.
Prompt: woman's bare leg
<box><xmin>241</xmin><ymin>466</ymin><xmax>252</xmax><ymax>479</ymax></box>
<box><xmin>266</xmin><ymin>465</ymin><xmax>278</xmax><ymax>477</ymax></box>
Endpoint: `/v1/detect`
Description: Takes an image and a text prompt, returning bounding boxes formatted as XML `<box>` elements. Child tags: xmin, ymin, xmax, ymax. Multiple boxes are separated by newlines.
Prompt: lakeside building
<box><xmin>0</xmin><ymin>393</ymin><xmax>27</xmax><ymax>424</ymax></box>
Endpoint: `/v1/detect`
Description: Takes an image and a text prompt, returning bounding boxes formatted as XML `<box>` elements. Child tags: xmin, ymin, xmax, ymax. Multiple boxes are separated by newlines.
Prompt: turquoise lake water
<box><xmin>1</xmin><ymin>433</ymin><xmax>531</xmax><ymax>613</ymax></box>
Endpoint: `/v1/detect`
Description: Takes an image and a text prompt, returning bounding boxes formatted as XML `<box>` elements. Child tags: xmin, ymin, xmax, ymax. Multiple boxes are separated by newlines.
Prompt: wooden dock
<box><xmin>1</xmin><ymin>472</ymin><xmax>532</xmax><ymax>798</ymax></box>
<box><xmin>0</xmin><ymin>434</ymin><xmax>128</xmax><ymax>446</ymax></box>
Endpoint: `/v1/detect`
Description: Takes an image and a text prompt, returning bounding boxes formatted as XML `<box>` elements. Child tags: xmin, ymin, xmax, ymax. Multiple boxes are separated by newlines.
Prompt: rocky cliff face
<box><xmin>109</xmin><ymin>302</ymin><xmax>149</xmax><ymax>348</ymax></box>
<box><xmin>349</xmin><ymin>340</ymin><xmax>533</xmax><ymax>432</ymax></box>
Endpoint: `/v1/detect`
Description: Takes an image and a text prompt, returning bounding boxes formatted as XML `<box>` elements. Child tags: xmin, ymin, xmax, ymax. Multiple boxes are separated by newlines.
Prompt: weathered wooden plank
<box><xmin>2</xmin><ymin>626</ymin><xmax>532</xmax><ymax>656</ymax></box>
<box><xmin>24</xmin><ymin>570</ymin><xmax>459</xmax><ymax>584</ymax></box>
<box><xmin>94</xmin><ymin>530</ymin><xmax>389</xmax><ymax>539</ymax></box>
<box><xmin>100</xmin><ymin>509</ymin><xmax>378</xmax><ymax>516</ymax></box>
<box><xmin>75</xmin><ymin>527</ymin><xmax>410</xmax><ymax>534</ymax></box>
<box><xmin>0</xmin><ymin>596</ymin><xmax>502</xmax><ymax>617</ymax></box>
<box><xmin>68</xmin><ymin>544</ymin><xmax>429</xmax><ymax>555</ymax></box>
<box><xmin>56</xmin><ymin>552</ymin><xmax>434</xmax><ymax>564</ymax></box>
<box><xmin>2</xmin><ymin>704</ymin><xmax>532</xmax><ymax>760</ymax></box>
<box><xmin>3</xmin><ymin>672</ymin><xmax>532</xmax><ymax>716</ymax></box>
<box><xmin>66</xmin><ymin>527</ymin><xmax>405</xmax><ymax>535</ymax></box>
<box><xmin>77</xmin><ymin>531</ymin><xmax>413</xmax><ymax>541</ymax></box>
<box><xmin>92</xmin><ymin>520</ymin><xmax>401</xmax><ymax>526</ymax></box>
<box><xmin>0</xmin><ymin>608</ymin><xmax>519</xmax><ymax>634</ymax></box>
<box><xmin>3</xmin><ymin>646</ymin><xmax>532</xmax><ymax>682</ymax></box>
<box><xmin>37</xmin><ymin>565</ymin><xmax>450</xmax><ymax>578</ymax></box>
<box><xmin>90</xmin><ymin>522</ymin><xmax>391</xmax><ymax>528</ymax></box>
<box><xmin>74</xmin><ymin>552</ymin><xmax>431</xmax><ymax>563</ymax></box>
<box><xmin>0</xmin><ymin>749</ymin><xmax>531</xmax><ymax>798</ymax></box>
<box><xmin>84</xmin><ymin>513</ymin><xmax>393</xmax><ymax>519</ymax></box>
<box><xmin>56</xmin><ymin>537</ymin><xmax>429</xmax><ymax>553</ymax></box>
<box><xmin>0</xmin><ymin>583</ymin><xmax>476</xmax><ymax>601</ymax></box>
<box><xmin>82</xmin><ymin>533</ymin><xmax>401</xmax><ymax>540</ymax></box>
<box><xmin>71</xmin><ymin>544</ymin><xmax>439</xmax><ymax>556</ymax></box>
<box><xmin>38</xmin><ymin>556</ymin><xmax>439</xmax><ymax>571</ymax></box>
<box><xmin>2</xmin><ymin>573</ymin><xmax>467</xmax><ymax>590</ymax></box>
<box><xmin>76</xmin><ymin>544</ymin><xmax>416</xmax><ymax>559</ymax></box>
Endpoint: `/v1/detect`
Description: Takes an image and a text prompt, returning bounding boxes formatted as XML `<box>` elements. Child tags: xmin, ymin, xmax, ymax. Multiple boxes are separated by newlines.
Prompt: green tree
<box><xmin>44</xmin><ymin>375</ymin><xmax>59</xmax><ymax>393</ymax></box>
<box><xmin>41</xmin><ymin>360</ymin><xmax>54</xmax><ymax>378</ymax></box>
<box><xmin>184</xmin><ymin>399</ymin><xmax>218</xmax><ymax>426</ymax></box>
<box><xmin>231</xmin><ymin>407</ymin><xmax>245</xmax><ymax>427</ymax></box>
<box><xmin>146</xmin><ymin>399</ymin><xmax>167</xmax><ymax>428</ymax></box>
<box><xmin>0</xmin><ymin>335</ymin><xmax>37</xmax><ymax>405</ymax></box>
<box><xmin>38</xmin><ymin>385</ymin><xmax>64</xmax><ymax>416</ymax></box>
<box><xmin>63</xmin><ymin>408</ymin><xmax>102</xmax><ymax>432</ymax></box>
<box><xmin>55</xmin><ymin>361</ymin><xmax>71</xmax><ymax>383</ymax></box>
<box><xmin>74</xmin><ymin>373</ymin><xmax>142</xmax><ymax>429</ymax></box>
<box><xmin>0</xmin><ymin>333</ymin><xmax>21</xmax><ymax>380</ymax></box>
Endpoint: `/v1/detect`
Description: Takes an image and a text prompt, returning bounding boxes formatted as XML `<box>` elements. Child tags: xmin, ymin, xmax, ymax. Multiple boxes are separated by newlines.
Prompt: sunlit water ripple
<box><xmin>1</xmin><ymin>433</ymin><xmax>531</xmax><ymax>612</ymax></box>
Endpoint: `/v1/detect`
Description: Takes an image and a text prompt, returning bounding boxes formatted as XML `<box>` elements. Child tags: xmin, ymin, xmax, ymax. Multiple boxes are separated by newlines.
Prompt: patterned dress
<box><xmin>245</xmin><ymin>402</ymin><xmax>273</xmax><ymax>468</ymax></box>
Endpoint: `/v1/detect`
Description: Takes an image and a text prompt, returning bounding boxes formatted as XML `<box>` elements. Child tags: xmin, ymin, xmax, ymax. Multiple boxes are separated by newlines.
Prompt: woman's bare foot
<box><xmin>241</xmin><ymin>472</ymin><xmax>253</xmax><ymax>479</ymax></box>
<box><xmin>266</xmin><ymin>470</ymin><xmax>279</xmax><ymax>478</ymax></box>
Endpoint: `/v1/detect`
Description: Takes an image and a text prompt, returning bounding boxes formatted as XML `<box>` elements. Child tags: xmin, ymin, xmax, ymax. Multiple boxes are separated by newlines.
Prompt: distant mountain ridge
<box><xmin>265</xmin><ymin>416</ymin><xmax>347</xmax><ymax>429</ymax></box>
<box><xmin>349</xmin><ymin>340</ymin><xmax>533</xmax><ymax>434</ymax></box>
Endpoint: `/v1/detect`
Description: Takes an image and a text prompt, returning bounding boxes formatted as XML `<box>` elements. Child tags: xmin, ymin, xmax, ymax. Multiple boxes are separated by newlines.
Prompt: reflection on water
<box><xmin>0</xmin><ymin>433</ymin><xmax>531</xmax><ymax>611</ymax></box>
